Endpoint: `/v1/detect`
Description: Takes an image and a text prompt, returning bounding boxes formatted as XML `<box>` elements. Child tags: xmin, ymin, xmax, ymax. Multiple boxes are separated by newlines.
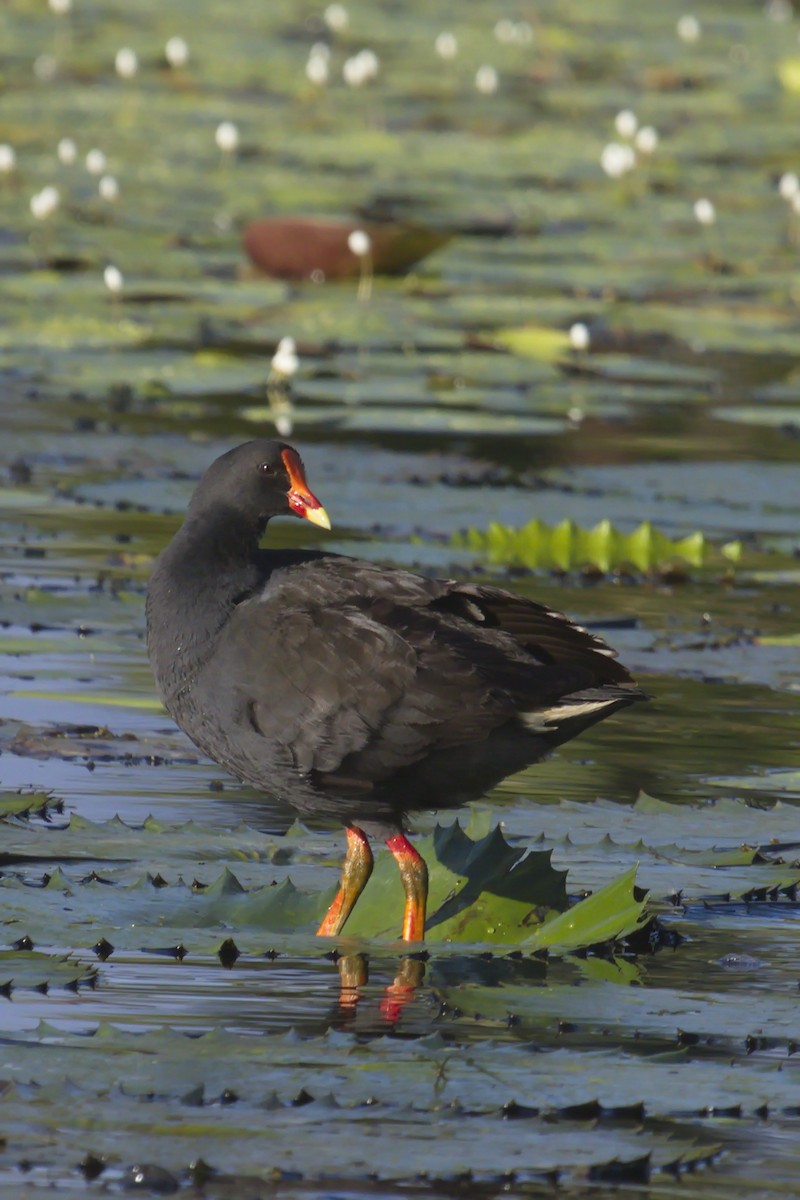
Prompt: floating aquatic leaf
<box><xmin>0</xmin><ymin>790</ymin><xmax>52</xmax><ymax>818</ymax></box>
<box><xmin>334</xmin><ymin>820</ymin><xmax>648</xmax><ymax>947</ymax></box>
<box><xmin>243</xmin><ymin>217</ymin><xmax>450</xmax><ymax>279</ymax></box>
<box><xmin>527</xmin><ymin>867</ymin><xmax>648</xmax><ymax>950</ymax></box>
<box><xmin>0</xmin><ymin>950</ymin><xmax>95</xmax><ymax>991</ymax></box>
<box><xmin>489</xmin><ymin>323</ymin><xmax>571</xmax><ymax>362</ymax></box>
<box><xmin>0</xmin><ymin>808</ymin><xmax>646</xmax><ymax>953</ymax></box>
<box><xmin>713</xmin><ymin>406</ymin><xmax>800</xmax><ymax>428</ymax></box>
<box><xmin>453</xmin><ymin>517</ymin><xmax>733</xmax><ymax>572</ymax></box>
<box><xmin>0</xmin><ymin>1018</ymin><xmax>735</xmax><ymax>1187</ymax></box>
<box><xmin>707</xmin><ymin>769</ymin><xmax>800</xmax><ymax>796</ymax></box>
<box><xmin>777</xmin><ymin>56</ymin><xmax>800</xmax><ymax>92</ymax></box>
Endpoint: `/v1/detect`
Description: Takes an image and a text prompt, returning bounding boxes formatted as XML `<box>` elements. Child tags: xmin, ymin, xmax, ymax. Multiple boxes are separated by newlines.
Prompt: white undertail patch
<box><xmin>518</xmin><ymin>698</ymin><xmax>620</xmax><ymax>731</ymax></box>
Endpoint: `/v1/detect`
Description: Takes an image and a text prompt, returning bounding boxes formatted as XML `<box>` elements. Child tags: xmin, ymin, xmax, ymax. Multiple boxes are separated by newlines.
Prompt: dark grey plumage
<box><xmin>147</xmin><ymin>440</ymin><xmax>646</xmax><ymax>837</ymax></box>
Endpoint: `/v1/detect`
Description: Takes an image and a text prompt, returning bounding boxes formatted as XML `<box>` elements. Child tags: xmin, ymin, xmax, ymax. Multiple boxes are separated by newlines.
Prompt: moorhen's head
<box><xmin>186</xmin><ymin>440</ymin><xmax>331</xmax><ymax>531</ymax></box>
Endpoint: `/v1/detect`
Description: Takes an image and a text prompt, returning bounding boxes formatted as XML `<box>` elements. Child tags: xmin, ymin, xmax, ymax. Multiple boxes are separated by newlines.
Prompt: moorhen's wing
<box><xmin>211</xmin><ymin>557</ymin><xmax>638</xmax><ymax>786</ymax></box>
<box><xmin>219</xmin><ymin>588</ymin><xmax>518</xmax><ymax>782</ymax></box>
<box><xmin>429</xmin><ymin>582</ymin><xmax>635</xmax><ymax>684</ymax></box>
<box><xmin>225</xmin><ymin>586</ymin><xmax>419</xmax><ymax>776</ymax></box>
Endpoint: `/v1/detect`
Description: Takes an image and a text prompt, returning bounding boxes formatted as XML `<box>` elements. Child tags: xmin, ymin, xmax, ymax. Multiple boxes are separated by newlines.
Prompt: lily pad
<box><xmin>453</xmin><ymin>517</ymin><xmax>732</xmax><ymax>572</ymax></box>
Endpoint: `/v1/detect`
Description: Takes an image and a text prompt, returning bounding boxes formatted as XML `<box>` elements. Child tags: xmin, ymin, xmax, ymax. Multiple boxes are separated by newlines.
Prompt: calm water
<box><xmin>1</xmin><ymin>0</ymin><xmax>799</xmax><ymax>1194</ymax></box>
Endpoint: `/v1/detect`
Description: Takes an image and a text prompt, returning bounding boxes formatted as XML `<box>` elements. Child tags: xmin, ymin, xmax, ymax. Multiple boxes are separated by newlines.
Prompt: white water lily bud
<box><xmin>778</xmin><ymin>172</ymin><xmax>799</xmax><ymax>200</ymax></box>
<box><xmin>0</xmin><ymin>145</ymin><xmax>16</xmax><ymax>173</ymax></box>
<box><xmin>57</xmin><ymin>137</ymin><xmax>77</xmax><ymax>165</ymax></box>
<box><xmin>600</xmin><ymin>142</ymin><xmax>635</xmax><ymax>178</ymax></box>
<box><xmin>103</xmin><ymin>265</ymin><xmax>124</xmax><ymax>293</ymax></box>
<box><xmin>49</xmin><ymin>0</ymin><xmax>72</xmax><ymax>13</ymax></box>
<box><xmin>99</xmin><ymin>174</ymin><xmax>119</xmax><ymax>201</ymax></box>
<box><xmin>475</xmin><ymin>64</ymin><xmax>499</xmax><ymax>94</ymax></box>
<box><xmin>766</xmin><ymin>0</ymin><xmax>793</xmax><ymax>21</ymax></box>
<box><xmin>271</xmin><ymin>336</ymin><xmax>299</xmax><ymax>378</ymax></box>
<box><xmin>215</xmin><ymin>121</ymin><xmax>239</xmax><ymax>152</ymax></box>
<box><xmin>343</xmin><ymin>56</ymin><xmax>365</xmax><ymax>87</ymax></box>
<box><xmin>324</xmin><ymin>3</ymin><xmax>348</xmax><ymax>31</ymax></box>
<box><xmin>614</xmin><ymin>109</ymin><xmax>638</xmax><ymax>139</ymax></box>
<box><xmin>569</xmin><ymin>323</ymin><xmax>591</xmax><ymax>352</ymax></box>
<box><xmin>693</xmin><ymin>197</ymin><xmax>716</xmax><ymax>225</ymax></box>
<box><xmin>677</xmin><ymin>14</ymin><xmax>701</xmax><ymax>42</ymax></box>
<box><xmin>343</xmin><ymin>49</ymin><xmax>379</xmax><ymax>86</ymax></box>
<box><xmin>435</xmin><ymin>32</ymin><xmax>458</xmax><ymax>59</ymax></box>
<box><xmin>494</xmin><ymin>18</ymin><xmax>516</xmax><ymax>43</ymax></box>
<box><xmin>30</xmin><ymin>186</ymin><xmax>60</xmax><ymax>219</ymax></box>
<box><xmin>306</xmin><ymin>52</ymin><xmax>329</xmax><ymax>85</ymax></box>
<box><xmin>115</xmin><ymin>48</ymin><xmax>138</xmax><ymax>79</ymax></box>
<box><xmin>165</xmin><ymin>37</ymin><xmax>189</xmax><ymax>68</ymax></box>
<box><xmin>635</xmin><ymin>125</ymin><xmax>658</xmax><ymax>155</ymax></box>
<box><xmin>347</xmin><ymin>229</ymin><xmax>372</xmax><ymax>257</ymax></box>
<box><xmin>86</xmin><ymin>148</ymin><xmax>107</xmax><ymax>174</ymax></box>
<box><xmin>357</xmin><ymin>49</ymin><xmax>379</xmax><ymax>79</ymax></box>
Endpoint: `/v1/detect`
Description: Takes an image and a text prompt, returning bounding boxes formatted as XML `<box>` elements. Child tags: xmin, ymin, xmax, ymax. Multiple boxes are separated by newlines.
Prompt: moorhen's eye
<box><xmin>258</xmin><ymin>462</ymin><xmax>276</xmax><ymax>477</ymax></box>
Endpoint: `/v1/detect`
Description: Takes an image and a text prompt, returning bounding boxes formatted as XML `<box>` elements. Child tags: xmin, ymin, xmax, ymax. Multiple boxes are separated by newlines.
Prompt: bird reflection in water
<box><xmin>333</xmin><ymin>952</ymin><xmax>427</xmax><ymax>1028</ymax></box>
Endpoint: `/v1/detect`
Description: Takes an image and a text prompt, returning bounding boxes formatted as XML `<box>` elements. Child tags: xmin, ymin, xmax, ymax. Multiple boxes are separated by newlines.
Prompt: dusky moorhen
<box><xmin>146</xmin><ymin>440</ymin><xmax>646</xmax><ymax>941</ymax></box>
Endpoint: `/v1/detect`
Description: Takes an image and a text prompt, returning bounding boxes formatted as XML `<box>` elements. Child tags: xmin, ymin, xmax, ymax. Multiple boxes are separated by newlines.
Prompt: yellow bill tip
<box><xmin>303</xmin><ymin>503</ymin><xmax>332</xmax><ymax>531</ymax></box>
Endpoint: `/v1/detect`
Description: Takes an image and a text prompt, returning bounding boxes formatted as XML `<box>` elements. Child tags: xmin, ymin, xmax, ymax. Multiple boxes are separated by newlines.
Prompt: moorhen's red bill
<box><xmin>146</xmin><ymin>441</ymin><xmax>646</xmax><ymax>942</ymax></box>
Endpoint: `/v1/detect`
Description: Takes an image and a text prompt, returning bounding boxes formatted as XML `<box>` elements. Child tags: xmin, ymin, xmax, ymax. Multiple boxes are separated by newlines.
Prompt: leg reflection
<box><xmin>379</xmin><ymin>955</ymin><xmax>427</xmax><ymax>1024</ymax></box>
<box><xmin>336</xmin><ymin>951</ymin><xmax>368</xmax><ymax>1016</ymax></box>
<box><xmin>334</xmin><ymin>953</ymin><xmax>427</xmax><ymax>1027</ymax></box>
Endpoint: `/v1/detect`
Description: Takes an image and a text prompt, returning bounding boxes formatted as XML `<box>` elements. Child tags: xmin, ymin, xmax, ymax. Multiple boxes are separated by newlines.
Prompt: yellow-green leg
<box><xmin>386</xmin><ymin>833</ymin><xmax>428</xmax><ymax>941</ymax></box>
<box><xmin>317</xmin><ymin>826</ymin><xmax>374</xmax><ymax>936</ymax></box>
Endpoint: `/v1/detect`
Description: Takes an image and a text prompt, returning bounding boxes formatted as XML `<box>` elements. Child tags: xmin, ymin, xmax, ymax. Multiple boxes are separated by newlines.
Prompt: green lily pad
<box><xmin>0</xmin><ymin>812</ymin><xmax>646</xmax><ymax>953</ymax></box>
<box><xmin>0</xmin><ymin>790</ymin><xmax>52</xmax><ymax>818</ymax></box>
<box><xmin>453</xmin><ymin>517</ymin><xmax>732</xmax><ymax>572</ymax></box>
<box><xmin>0</xmin><ymin>950</ymin><xmax>95</xmax><ymax>991</ymax></box>
<box><xmin>713</xmin><ymin>406</ymin><xmax>800</xmax><ymax>428</ymax></box>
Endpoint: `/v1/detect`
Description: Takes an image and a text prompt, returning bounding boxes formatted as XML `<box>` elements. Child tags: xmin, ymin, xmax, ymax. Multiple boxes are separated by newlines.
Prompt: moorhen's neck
<box><xmin>146</xmin><ymin>505</ymin><xmax>275</xmax><ymax>710</ymax></box>
<box><xmin>181</xmin><ymin>503</ymin><xmax>268</xmax><ymax>563</ymax></box>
